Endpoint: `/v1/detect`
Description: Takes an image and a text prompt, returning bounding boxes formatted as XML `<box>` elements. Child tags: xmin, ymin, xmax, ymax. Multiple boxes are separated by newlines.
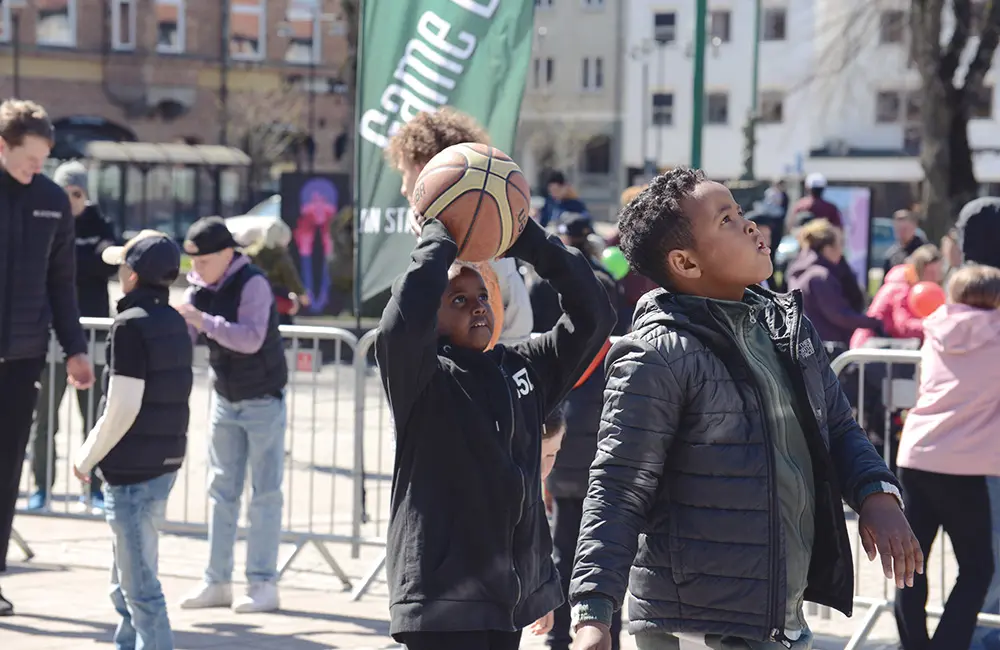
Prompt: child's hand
<box><xmin>572</xmin><ymin>622</ymin><xmax>611</xmax><ymax>650</ymax></box>
<box><xmin>530</xmin><ymin>610</ymin><xmax>553</xmax><ymax>635</ymax></box>
<box><xmin>176</xmin><ymin>303</ymin><xmax>205</xmax><ymax>330</ymax></box>
<box><xmin>859</xmin><ymin>492</ymin><xmax>924</xmax><ymax>588</ymax></box>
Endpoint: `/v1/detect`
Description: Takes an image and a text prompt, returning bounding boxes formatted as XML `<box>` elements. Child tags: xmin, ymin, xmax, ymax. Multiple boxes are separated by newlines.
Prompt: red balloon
<box><xmin>908</xmin><ymin>281</ymin><xmax>946</xmax><ymax>318</ymax></box>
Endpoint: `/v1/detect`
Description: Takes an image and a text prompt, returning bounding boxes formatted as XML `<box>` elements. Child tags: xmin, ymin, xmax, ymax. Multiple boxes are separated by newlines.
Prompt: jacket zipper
<box><xmin>497</xmin><ymin>351</ymin><xmax>524</xmax><ymax>630</ymax></box>
<box><xmin>728</xmin><ymin>307</ymin><xmax>785</xmax><ymax>643</ymax></box>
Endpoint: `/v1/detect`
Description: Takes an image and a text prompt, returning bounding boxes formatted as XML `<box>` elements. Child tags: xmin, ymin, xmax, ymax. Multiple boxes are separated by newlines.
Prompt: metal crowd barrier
<box><xmin>818</xmin><ymin>348</ymin><xmax>1000</xmax><ymax>649</ymax></box>
<box><xmin>16</xmin><ymin>317</ymin><xmax>379</xmax><ymax>591</ymax></box>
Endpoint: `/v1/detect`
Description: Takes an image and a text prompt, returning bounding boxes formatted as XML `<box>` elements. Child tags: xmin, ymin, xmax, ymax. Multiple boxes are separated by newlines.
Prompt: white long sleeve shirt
<box><xmin>75</xmin><ymin>375</ymin><xmax>145</xmax><ymax>475</ymax></box>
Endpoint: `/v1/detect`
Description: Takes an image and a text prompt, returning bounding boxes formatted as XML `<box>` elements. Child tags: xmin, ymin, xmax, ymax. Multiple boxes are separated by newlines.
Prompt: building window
<box><xmin>156</xmin><ymin>0</ymin><xmax>185</xmax><ymax>53</ymax></box>
<box><xmin>230</xmin><ymin>0</ymin><xmax>266</xmax><ymax>61</ymax></box>
<box><xmin>37</xmin><ymin>0</ymin><xmax>76</xmax><ymax>47</ymax></box>
<box><xmin>546</xmin><ymin>58</ymin><xmax>555</xmax><ymax>84</ymax></box>
<box><xmin>651</xmin><ymin>92</ymin><xmax>674</xmax><ymax>126</ymax></box>
<box><xmin>581</xmin><ymin>57</ymin><xmax>604</xmax><ymax>90</ymax></box>
<box><xmin>654</xmin><ymin>12</ymin><xmax>676</xmax><ymax>45</ymax></box>
<box><xmin>533</xmin><ymin>58</ymin><xmax>541</xmax><ymax>88</ymax></box>
<box><xmin>707</xmin><ymin>92</ymin><xmax>729</xmax><ymax>124</ymax></box>
<box><xmin>284</xmin><ymin>0</ymin><xmax>320</xmax><ymax>64</ymax></box>
<box><xmin>762</xmin><ymin>8</ymin><xmax>786</xmax><ymax>41</ymax></box>
<box><xmin>972</xmin><ymin>85</ymin><xmax>994</xmax><ymax>119</ymax></box>
<box><xmin>759</xmin><ymin>91</ymin><xmax>784</xmax><ymax>123</ymax></box>
<box><xmin>879</xmin><ymin>10</ymin><xmax>905</xmax><ymax>44</ymax></box>
<box><xmin>595</xmin><ymin>57</ymin><xmax>604</xmax><ymax>89</ymax></box>
<box><xmin>582</xmin><ymin>58</ymin><xmax>590</xmax><ymax>89</ymax></box>
<box><xmin>0</xmin><ymin>4</ymin><xmax>9</xmax><ymax>43</ymax></box>
<box><xmin>710</xmin><ymin>10</ymin><xmax>731</xmax><ymax>43</ymax></box>
<box><xmin>535</xmin><ymin>0</ymin><xmax>553</xmax><ymax>7</ymax></box>
<box><xmin>905</xmin><ymin>92</ymin><xmax>921</xmax><ymax>123</ymax></box>
<box><xmin>582</xmin><ymin>0</ymin><xmax>605</xmax><ymax>7</ymax></box>
<box><xmin>875</xmin><ymin>90</ymin><xmax>902</xmax><ymax>123</ymax></box>
<box><xmin>112</xmin><ymin>0</ymin><xmax>136</xmax><ymax>50</ymax></box>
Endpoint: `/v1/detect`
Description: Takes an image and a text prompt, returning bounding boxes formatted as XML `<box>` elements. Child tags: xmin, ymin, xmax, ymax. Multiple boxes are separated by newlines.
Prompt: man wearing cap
<box><xmin>175</xmin><ymin>217</ymin><xmax>288</xmax><ymax>614</ymax></box>
<box><xmin>73</xmin><ymin>229</ymin><xmax>192</xmax><ymax>650</ymax></box>
<box><xmin>27</xmin><ymin>160</ymin><xmax>119</xmax><ymax>512</ymax></box>
<box><xmin>0</xmin><ymin>99</ymin><xmax>94</xmax><ymax>616</ymax></box>
<box><xmin>789</xmin><ymin>173</ymin><xmax>843</xmax><ymax>230</ymax></box>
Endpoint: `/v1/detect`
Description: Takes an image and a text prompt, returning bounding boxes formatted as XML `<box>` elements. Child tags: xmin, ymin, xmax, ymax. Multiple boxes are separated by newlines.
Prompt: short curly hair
<box><xmin>617</xmin><ymin>168</ymin><xmax>705</xmax><ymax>287</ymax></box>
<box><xmin>386</xmin><ymin>107</ymin><xmax>490</xmax><ymax>170</ymax></box>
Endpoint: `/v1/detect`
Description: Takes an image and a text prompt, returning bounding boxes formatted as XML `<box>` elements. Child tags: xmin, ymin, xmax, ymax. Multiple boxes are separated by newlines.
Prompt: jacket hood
<box><xmin>923</xmin><ymin>303</ymin><xmax>1000</xmax><ymax>354</ymax></box>
<box><xmin>957</xmin><ymin>197</ymin><xmax>1000</xmax><ymax>268</ymax></box>
<box><xmin>186</xmin><ymin>253</ymin><xmax>249</xmax><ymax>289</ymax></box>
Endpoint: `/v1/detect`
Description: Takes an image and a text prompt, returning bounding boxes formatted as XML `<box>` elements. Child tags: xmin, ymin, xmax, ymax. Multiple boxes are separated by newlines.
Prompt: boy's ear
<box><xmin>666</xmin><ymin>249</ymin><xmax>702</xmax><ymax>280</ymax></box>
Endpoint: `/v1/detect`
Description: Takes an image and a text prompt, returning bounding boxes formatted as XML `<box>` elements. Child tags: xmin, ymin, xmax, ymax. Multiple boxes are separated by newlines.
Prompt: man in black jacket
<box><xmin>27</xmin><ymin>160</ymin><xmax>118</xmax><ymax>511</ymax></box>
<box><xmin>569</xmin><ymin>169</ymin><xmax>920</xmax><ymax>650</ymax></box>
<box><xmin>0</xmin><ymin>99</ymin><xmax>94</xmax><ymax>616</ymax></box>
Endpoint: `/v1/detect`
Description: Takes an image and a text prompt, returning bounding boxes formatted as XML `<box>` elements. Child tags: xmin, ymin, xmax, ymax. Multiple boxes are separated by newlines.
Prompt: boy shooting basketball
<box><xmin>376</xmin><ymin>193</ymin><xmax>616</xmax><ymax>648</ymax></box>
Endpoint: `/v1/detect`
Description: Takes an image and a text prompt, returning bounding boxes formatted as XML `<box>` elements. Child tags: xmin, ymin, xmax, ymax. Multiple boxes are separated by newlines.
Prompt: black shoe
<box><xmin>0</xmin><ymin>589</ymin><xmax>12</xmax><ymax>616</ymax></box>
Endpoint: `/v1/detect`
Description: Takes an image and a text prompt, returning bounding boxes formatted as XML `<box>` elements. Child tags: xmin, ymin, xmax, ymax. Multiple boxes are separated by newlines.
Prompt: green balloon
<box><xmin>602</xmin><ymin>246</ymin><xmax>630</xmax><ymax>280</ymax></box>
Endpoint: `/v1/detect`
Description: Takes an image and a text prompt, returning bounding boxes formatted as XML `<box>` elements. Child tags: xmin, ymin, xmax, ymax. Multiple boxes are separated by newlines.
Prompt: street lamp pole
<box><xmin>12</xmin><ymin>12</ymin><xmax>21</xmax><ymax>98</ymax></box>
<box><xmin>741</xmin><ymin>0</ymin><xmax>763</xmax><ymax>181</ymax></box>
<box><xmin>308</xmin><ymin>7</ymin><xmax>318</xmax><ymax>172</ymax></box>
<box><xmin>690</xmin><ymin>0</ymin><xmax>708</xmax><ymax>169</ymax></box>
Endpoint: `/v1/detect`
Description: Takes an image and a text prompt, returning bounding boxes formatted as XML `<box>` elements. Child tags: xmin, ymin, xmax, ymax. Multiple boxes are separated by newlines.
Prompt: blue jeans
<box><xmin>104</xmin><ymin>472</ymin><xmax>177</xmax><ymax>650</ymax></box>
<box><xmin>206</xmin><ymin>392</ymin><xmax>286</xmax><ymax>585</ymax></box>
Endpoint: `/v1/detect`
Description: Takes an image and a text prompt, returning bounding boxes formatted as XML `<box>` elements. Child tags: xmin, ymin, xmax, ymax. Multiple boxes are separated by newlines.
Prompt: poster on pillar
<box><xmin>279</xmin><ymin>172</ymin><xmax>353</xmax><ymax>317</ymax></box>
<box><xmin>822</xmin><ymin>186</ymin><xmax>872</xmax><ymax>289</ymax></box>
<box><xmin>355</xmin><ymin>0</ymin><xmax>535</xmax><ymax>304</ymax></box>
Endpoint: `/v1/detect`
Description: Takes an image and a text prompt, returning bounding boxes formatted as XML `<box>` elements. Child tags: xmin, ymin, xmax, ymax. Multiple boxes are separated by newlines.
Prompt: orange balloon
<box><xmin>899</xmin><ymin>263</ymin><xmax>918</xmax><ymax>285</ymax></box>
<box><xmin>472</xmin><ymin>261</ymin><xmax>505</xmax><ymax>351</ymax></box>
<box><xmin>908</xmin><ymin>281</ymin><xmax>946</xmax><ymax>318</ymax></box>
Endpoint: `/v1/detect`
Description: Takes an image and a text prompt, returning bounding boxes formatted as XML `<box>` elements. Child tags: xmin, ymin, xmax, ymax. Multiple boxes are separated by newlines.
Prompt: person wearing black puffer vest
<box><xmin>73</xmin><ymin>229</ymin><xmax>192</xmax><ymax>650</ymax></box>
<box><xmin>176</xmin><ymin>217</ymin><xmax>288</xmax><ymax>616</ymax></box>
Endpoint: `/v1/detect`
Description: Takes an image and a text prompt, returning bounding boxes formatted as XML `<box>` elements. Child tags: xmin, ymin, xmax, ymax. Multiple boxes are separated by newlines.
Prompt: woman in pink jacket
<box><xmin>894</xmin><ymin>264</ymin><xmax>1000</xmax><ymax>650</ymax></box>
<box><xmin>851</xmin><ymin>244</ymin><xmax>943</xmax><ymax>349</ymax></box>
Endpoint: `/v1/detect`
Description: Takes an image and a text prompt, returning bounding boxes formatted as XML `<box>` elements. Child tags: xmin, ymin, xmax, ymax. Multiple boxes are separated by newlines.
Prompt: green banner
<box><xmin>355</xmin><ymin>0</ymin><xmax>535</xmax><ymax>303</ymax></box>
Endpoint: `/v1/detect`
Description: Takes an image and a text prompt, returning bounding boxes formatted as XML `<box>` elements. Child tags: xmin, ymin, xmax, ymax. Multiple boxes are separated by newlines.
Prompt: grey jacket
<box><xmin>569</xmin><ymin>286</ymin><xmax>899</xmax><ymax>642</ymax></box>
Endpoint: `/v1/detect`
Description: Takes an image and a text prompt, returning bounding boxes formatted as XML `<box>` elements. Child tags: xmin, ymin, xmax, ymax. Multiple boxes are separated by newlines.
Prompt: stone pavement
<box><xmin>1</xmin><ymin>514</ymin><xmax>939</xmax><ymax>649</ymax></box>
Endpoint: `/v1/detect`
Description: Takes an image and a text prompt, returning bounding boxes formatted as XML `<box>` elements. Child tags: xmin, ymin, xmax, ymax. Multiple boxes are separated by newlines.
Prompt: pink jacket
<box><xmin>897</xmin><ymin>304</ymin><xmax>1000</xmax><ymax>476</ymax></box>
<box><xmin>850</xmin><ymin>265</ymin><xmax>924</xmax><ymax>349</ymax></box>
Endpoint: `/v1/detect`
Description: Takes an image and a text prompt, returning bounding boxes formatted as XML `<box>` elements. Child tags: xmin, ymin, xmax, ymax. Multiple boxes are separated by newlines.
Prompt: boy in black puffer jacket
<box><xmin>569</xmin><ymin>169</ymin><xmax>921</xmax><ymax>650</ymax></box>
<box><xmin>377</xmin><ymin>214</ymin><xmax>615</xmax><ymax>650</ymax></box>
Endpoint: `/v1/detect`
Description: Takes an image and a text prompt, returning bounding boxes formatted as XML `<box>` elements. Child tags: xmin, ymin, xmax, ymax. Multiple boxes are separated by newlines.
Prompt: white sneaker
<box><xmin>178</xmin><ymin>582</ymin><xmax>233</xmax><ymax>609</ymax></box>
<box><xmin>232</xmin><ymin>582</ymin><xmax>279</xmax><ymax>613</ymax></box>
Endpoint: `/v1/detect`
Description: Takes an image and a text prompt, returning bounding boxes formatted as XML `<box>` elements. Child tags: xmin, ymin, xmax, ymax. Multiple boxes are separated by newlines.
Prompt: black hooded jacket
<box><xmin>375</xmin><ymin>218</ymin><xmax>616</xmax><ymax>637</ymax></box>
<box><xmin>957</xmin><ymin>197</ymin><xmax>1000</xmax><ymax>268</ymax></box>
<box><xmin>74</xmin><ymin>204</ymin><xmax>119</xmax><ymax>318</ymax></box>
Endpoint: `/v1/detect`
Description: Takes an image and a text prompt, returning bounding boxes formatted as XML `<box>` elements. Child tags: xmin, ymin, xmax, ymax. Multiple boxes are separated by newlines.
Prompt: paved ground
<box><xmin>4</xmin><ymin>281</ymin><xmax>955</xmax><ymax>649</ymax></box>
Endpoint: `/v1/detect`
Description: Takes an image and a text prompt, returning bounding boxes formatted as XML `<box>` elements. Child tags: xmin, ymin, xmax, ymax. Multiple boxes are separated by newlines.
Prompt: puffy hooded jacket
<box><xmin>850</xmin><ymin>264</ymin><xmax>924</xmax><ymax>349</ymax></box>
<box><xmin>897</xmin><ymin>304</ymin><xmax>1000</xmax><ymax>476</ymax></box>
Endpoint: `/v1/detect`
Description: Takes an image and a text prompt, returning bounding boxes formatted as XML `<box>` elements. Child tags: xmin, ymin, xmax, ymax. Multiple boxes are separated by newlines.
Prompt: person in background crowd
<box><xmin>386</xmin><ymin>107</ymin><xmax>534</xmax><ymax>345</ymax></box>
<box><xmin>0</xmin><ymin>99</ymin><xmax>94</xmax><ymax>617</ymax></box>
<box><xmin>568</xmin><ymin>169</ymin><xmax>917</xmax><ymax>650</ymax></box>
<box><xmin>27</xmin><ymin>160</ymin><xmax>119</xmax><ymax>512</ymax></box>
<box><xmin>75</xmin><ymin>230</ymin><xmax>193</xmax><ymax>650</ymax></box>
<box><xmin>177</xmin><ymin>217</ymin><xmax>288</xmax><ymax>614</ymax></box>
<box><xmin>789</xmin><ymin>172</ymin><xmax>843</xmax><ymax>229</ymax></box>
<box><xmin>606</xmin><ymin>186</ymin><xmax>659</xmax><ymax>329</ymax></box>
<box><xmin>244</xmin><ymin>219</ymin><xmax>310</xmax><ymax>325</ymax></box>
<box><xmin>883</xmin><ymin>210</ymin><xmax>929</xmax><ymax>276</ymax></box>
<box><xmin>787</xmin><ymin>218</ymin><xmax>882</xmax><ymax>351</ymax></box>
<box><xmin>894</xmin><ymin>265</ymin><xmax>1000</xmax><ymax>650</ymax></box>
<box><xmin>538</xmin><ymin>171</ymin><xmax>588</xmax><ymax>228</ymax></box>
<box><xmin>958</xmin><ymin>197</ymin><xmax>1000</xmax><ymax>650</ymax></box>
<box><xmin>763</xmin><ymin>178</ymin><xmax>790</xmax><ymax>217</ymax></box>
<box><xmin>852</xmin><ymin>244</ymin><xmax>943</xmax><ymax>349</ymax></box>
<box><xmin>941</xmin><ymin>229</ymin><xmax>962</xmax><ymax>280</ymax></box>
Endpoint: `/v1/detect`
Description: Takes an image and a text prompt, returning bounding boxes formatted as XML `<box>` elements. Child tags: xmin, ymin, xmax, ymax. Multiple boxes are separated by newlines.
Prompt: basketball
<box><xmin>412</xmin><ymin>142</ymin><xmax>531</xmax><ymax>262</ymax></box>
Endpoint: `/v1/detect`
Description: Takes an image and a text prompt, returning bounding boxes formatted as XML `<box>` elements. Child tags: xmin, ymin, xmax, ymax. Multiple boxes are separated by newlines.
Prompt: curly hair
<box><xmin>386</xmin><ymin>107</ymin><xmax>490</xmax><ymax>170</ymax></box>
<box><xmin>617</xmin><ymin>168</ymin><xmax>705</xmax><ymax>287</ymax></box>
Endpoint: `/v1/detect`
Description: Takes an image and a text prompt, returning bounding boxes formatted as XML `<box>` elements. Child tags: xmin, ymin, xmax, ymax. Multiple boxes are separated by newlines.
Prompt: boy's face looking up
<box><xmin>438</xmin><ymin>265</ymin><xmax>494</xmax><ymax>351</ymax></box>
<box><xmin>668</xmin><ymin>181</ymin><xmax>774</xmax><ymax>300</ymax></box>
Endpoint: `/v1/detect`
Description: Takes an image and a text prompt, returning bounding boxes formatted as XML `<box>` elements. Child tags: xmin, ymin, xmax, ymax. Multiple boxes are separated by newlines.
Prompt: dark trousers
<box><xmin>549</xmin><ymin>496</ymin><xmax>622</xmax><ymax>650</ymax></box>
<box><xmin>398</xmin><ymin>630</ymin><xmax>522</xmax><ymax>650</ymax></box>
<box><xmin>0</xmin><ymin>357</ymin><xmax>46</xmax><ymax>572</ymax></box>
<box><xmin>29</xmin><ymin>361</ymin><xmax>103</xmax><ymax>493</ymax></box>
<box><xmin>895</xmin><ymin>468</ymin><xmax>994</xmax><ymax>650</ymax></box>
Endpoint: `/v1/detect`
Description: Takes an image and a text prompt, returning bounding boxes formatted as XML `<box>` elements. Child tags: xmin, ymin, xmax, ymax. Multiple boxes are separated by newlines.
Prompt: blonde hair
<box><xmin>906</xmin><ymin>244</ymin><xmax>942</xmax><ymax>279</ymax></box>
<box><xmin>620</xmin><ymin>184</ymin><xmax>647</xmax><ymax>207</ymax></box>
<box><xmin>796</xmin><ymin>218</ymin><xmax>841</xmax><ymax>252</ymax></box>
<box><xmin>947</xmin><ymin>265</ymin><xmax>1000</xmax><ymax>310</ymax></box>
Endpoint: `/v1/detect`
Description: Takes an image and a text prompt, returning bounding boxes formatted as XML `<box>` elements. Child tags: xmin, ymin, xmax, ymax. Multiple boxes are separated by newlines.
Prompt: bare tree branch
<box><xmin>224</xmin><ymin>87</ymin><xmax>306</xmax><ymax>190</ymax></box>
<box><xmin>964</xmin><ymin>0</ymin><xmax>1000</xmax><ymax>93</ymax></box>
<box><xmin>939</xmin><ymin>0</ymin><xmax>971</xmax><ymax>82</ymax></box>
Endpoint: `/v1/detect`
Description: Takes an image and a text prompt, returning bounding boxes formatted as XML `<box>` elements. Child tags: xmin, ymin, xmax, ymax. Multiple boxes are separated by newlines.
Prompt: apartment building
<box><xmin>623</xmin><ymin>0</ymin><xmax>1000</xmax><ymax>186</ymax></box>
<box><xmin>0</xmin><ymin>0</ymin><xmax>352</xmax><ymax>171</ymax></box>
<box><xmin>515</xmin><ymin>0</ymin><xmax>626</xmax><ymax>218</ymax></box>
